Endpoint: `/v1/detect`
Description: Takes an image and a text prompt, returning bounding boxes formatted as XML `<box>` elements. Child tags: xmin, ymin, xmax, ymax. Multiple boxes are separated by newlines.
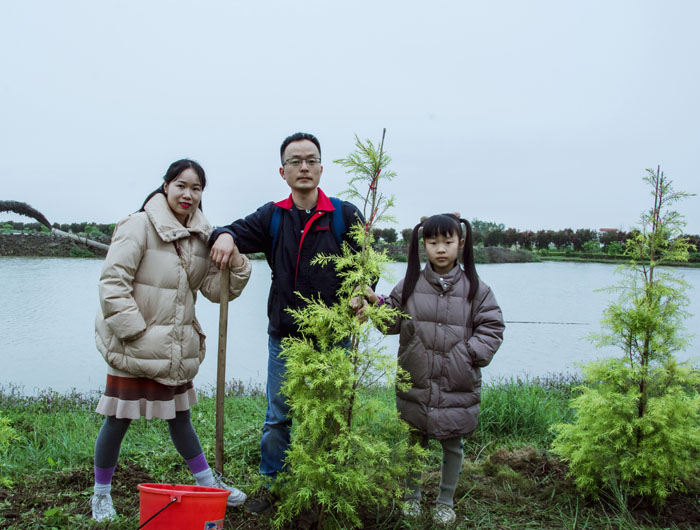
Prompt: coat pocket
<box><xmin>442</xmin><ymin>340</ymin><xmax>480</xmax><ymax>392</ymax></box>
<box><xmin>121</xmin><ymin>323</ymin><xmax>169</xmax><ymax>379</ymax></box>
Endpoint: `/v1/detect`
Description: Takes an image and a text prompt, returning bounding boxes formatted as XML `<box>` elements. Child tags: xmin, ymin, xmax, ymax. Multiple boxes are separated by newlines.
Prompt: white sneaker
<box><xmin>402</xmin><ymin>499</ymin><xmax>421</xmax><ymax>518</ymax></box>
<box><xmin>212</xmin><ymin>471</ymin><xmax>247</xmax><ymax>507</ymax></box>
<box><xmin>433</xmin><ymin>503</ymin><xmax>456</xmax><ymax>526</ymax></box>
<box><xmin>91</xmin><ymin>493</ymin><xmax>116</xmax><ymax>522</ymax></box>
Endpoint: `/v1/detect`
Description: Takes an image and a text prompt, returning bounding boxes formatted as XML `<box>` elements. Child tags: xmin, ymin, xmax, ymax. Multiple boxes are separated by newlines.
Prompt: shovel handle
<box><xmin>215</xmin><ymin>267</ymin><xmax>230</xmax><ymax>473</ymax></box>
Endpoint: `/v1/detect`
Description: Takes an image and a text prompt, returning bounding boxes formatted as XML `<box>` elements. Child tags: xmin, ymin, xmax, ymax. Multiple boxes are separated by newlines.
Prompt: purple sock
<box><xmin>94</xmin><ymin>466</ymin><xmax>116</xmax><ymax>495</ymax></box>
<box><xmin>185</xmin><ymin>453</ymin><xmax>209</xmax><ymax>475</ymax></box>
<box><xmin>94</xmin><ymin>465</ymin><xmax>116</xmax><ymax>485</ymax></box>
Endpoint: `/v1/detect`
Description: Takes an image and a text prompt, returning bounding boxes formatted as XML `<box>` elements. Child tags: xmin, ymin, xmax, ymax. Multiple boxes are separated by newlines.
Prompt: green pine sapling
<box><xmin>273</xmin><ymin>131</ymin><xmax>424</xmax><ymax>528</ymax></box>
<box><xmin>551</xmin><ymin>167</ymin><xmax>700</xmax><ymax>504</ymax></box>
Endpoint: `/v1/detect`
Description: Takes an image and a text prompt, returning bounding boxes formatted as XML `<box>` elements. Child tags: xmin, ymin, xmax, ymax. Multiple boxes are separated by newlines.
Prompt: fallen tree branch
<box><xmin>0</xmin><ymin>200</ymin><xmax>109</xmax><ymax>251</ymax></box>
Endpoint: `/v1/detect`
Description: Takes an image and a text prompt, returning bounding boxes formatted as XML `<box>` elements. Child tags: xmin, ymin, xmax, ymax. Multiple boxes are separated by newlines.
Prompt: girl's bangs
<box><xmin>422</xmin><ymin>215</ymin><xmax>461</xmax><ymax>240</ymax></box>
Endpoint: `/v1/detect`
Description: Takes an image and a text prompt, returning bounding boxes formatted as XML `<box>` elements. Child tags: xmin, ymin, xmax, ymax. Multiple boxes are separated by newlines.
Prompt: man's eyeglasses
<box><xmin>283</xmin><ymin>158</ymin><xmax>321</xmax><ymax>168</ymax></box>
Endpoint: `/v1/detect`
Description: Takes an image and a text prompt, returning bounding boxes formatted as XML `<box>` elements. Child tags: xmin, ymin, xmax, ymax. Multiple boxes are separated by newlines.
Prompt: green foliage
<box><xmin>484</xmin><ymin>228</ymin><xmax>505</xmax><ymax>247</ymax></box>
<box><xmin>581</xmin><ymin>240</ymin><xmax>602</xmax><ymax>254</ymax></box>
<box><xmin>84</xmin><ymin>224</ymin><xmax>107</xmax><ymax>239</ymax></box>
<box><xmin>551</xmin><ymin>167</ymin><xmax>700</xmax><ymax>504</ymax></box>
<box><xmin>551</xmin><ymin>228</ymin><xmax>574</xmax><ymax>250</ymax></box>
<box><xmin>274</xmin><ymin>131</ymin><xmax>425</xmax><ymax>528</ymax></box>
<box><xmin>0</xmin><ymin>415</ymin><xmax>20</xmax><ymax>451</ymax></box>
<box><xmin>503</xmin><ymin>227</ymin><xmax>519</xmax><ymax>247</ymax></box>
<box><xmin>551</xmin><ymin>360</ymin><xmax>700</xmax><ymax>502</ymax></box>
<box><xmin>470</xmin><ymin>218</ymin><xmax>505</xmax><ymax>234</ymax></box>
<box><xmin>517</xmin><ymin>230</ymin><xmax>535</xmax><ymax>250</ymax></box>
<box><xmin>335</xmin><ymin>130</ymin><xmax>397</xmax><ymax>229</ymax></box>
<box><xmin>43</xmin><ymin>506</ymin><xmax>71</xmax><ymax>527</ymax></box>
<box><xmin>371</xmin><ymin>227</ymin><xmax>398</xmax><ymax>244</ymax></box>
<box><xmin>535</xmin><ymin>229</ymin><xmax>553</xmax><ymax>250</ymax></box>
<box><xmin>479</xmin><ymin>377</ymin><xmax>575</xmax><ymax>443</ymax></box>
<box><xmin>68</xmin><ymin>245</ymin><xmax>95</xmax><ymax>258</ymax></box>
<box><xmin>571</xmin><ymin>228</ymin><xmax>598</xmax><ymax>251</ymax></box>
<box><xmin>0</xmin><ymin>414</ymin><xmax>20</xmax><ymax>487</ymax></box>
<box><xmin>381</xmin><ymin>227</ymin><xmax>398</xmax><ymax>243</ymax></box>
<box><xmin>605</xmin><ymin>241</ymin><xmax>625</xmax><ymax>255</ymax></box>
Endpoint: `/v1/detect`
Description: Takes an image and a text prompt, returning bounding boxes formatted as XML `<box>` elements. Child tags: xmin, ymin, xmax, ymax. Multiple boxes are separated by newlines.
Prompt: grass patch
<box><xmin>1</xmin><ymin>378</ymin><xmax>698</xmax><ymax>529</ymax></box>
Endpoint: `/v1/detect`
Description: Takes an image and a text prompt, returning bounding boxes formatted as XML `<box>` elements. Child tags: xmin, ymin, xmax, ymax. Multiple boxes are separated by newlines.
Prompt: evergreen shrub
<box><xmin>273</xmin><ymin>132</ymin><xmax>424</xmax><ymax>528</ymax></box>
<box><xmin>551</xmin><ymin>167</ymin><xmax>700</xmax><ymax>504</ymax></box>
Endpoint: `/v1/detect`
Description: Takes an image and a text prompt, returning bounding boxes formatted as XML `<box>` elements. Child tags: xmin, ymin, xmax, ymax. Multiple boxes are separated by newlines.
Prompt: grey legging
<box><xmin>94</xmin><ymin>410</ymin><xmax>203</xmax><ymax>469</ymax></box>
<box><xmin>406</xmin><ymin>434</ymin><xmax>464</xmax><ymax>507</ymax></box>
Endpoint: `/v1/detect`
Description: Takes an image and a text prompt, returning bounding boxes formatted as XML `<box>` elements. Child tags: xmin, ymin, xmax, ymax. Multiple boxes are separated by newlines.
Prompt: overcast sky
<box><xmin>2</xmin><ymin>0</ymin><xmax>699</xmax><ymax>235</ymax></box>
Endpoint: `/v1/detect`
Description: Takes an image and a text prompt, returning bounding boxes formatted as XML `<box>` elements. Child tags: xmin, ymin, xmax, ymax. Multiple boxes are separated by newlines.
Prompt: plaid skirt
<box><xmin>95</xmin><ymin>366</ymin><xmax>198</xmax><ymax>420</ymax></box>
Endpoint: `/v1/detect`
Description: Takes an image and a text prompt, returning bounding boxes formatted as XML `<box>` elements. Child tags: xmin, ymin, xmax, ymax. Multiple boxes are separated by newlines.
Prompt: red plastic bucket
<box><xmin>137</xmin><ymin>483</ymin><xmax>229</xmax><ymax>530</ymax></box>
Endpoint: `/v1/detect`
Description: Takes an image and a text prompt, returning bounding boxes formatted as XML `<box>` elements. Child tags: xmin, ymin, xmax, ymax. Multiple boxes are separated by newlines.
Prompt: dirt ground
<box><xmin>2</xmin><ymin>447</ymin><xmax>698</xmax><ymax>529</ymax></box>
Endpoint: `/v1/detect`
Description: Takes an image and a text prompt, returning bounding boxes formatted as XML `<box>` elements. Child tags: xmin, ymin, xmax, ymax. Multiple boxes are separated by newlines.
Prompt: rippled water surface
<box><xmin>1</xmin><ymin>257</ymin><xmax>698</xmax><ymax>394</ymax></box>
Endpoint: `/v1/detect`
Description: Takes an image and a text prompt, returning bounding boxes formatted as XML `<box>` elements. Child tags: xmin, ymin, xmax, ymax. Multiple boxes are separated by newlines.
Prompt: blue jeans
<box><xmin>260</xmin><ymin>336</ymin><xmax>291</xmax><ymax>477</ymax></box>
<box><xmin>259</xmin><ymin>335</ymin><xmax>351</xmax><ymax>477</ymax></box>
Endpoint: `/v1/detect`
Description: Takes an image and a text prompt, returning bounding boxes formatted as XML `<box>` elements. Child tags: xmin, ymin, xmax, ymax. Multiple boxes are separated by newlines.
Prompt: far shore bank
<box><xmin>0</xmin><ymin>233</ymin><xmax>537</xmax><ymax>264</ymax></box>
<box><xmin>538</xmin><ymin>253</ymin><xmax>700</xmax><ymax>268</ymax></box>
<box><xmin>4</xmin><ymin>233</ymin><xmax>699</xmax><ymax>267</ymax></box>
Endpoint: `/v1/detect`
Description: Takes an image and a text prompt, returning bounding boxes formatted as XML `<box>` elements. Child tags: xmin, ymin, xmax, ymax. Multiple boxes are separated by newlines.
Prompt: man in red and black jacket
<box><xmin>209</xmin><ymin>132</ymin><xmax>363</xmax><ymax>513</ymax></box>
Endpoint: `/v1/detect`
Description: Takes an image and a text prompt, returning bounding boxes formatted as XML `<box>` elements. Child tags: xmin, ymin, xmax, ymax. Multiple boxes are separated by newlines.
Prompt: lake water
<box><xmin>1</xmin><ymin>257</ymin><xmax>699</xmax><ymax>395</ymax></box>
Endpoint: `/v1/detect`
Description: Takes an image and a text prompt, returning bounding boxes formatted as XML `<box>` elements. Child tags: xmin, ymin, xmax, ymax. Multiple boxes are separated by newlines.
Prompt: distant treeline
<box><xmin>374</xmin><ymin>219</ymin><xmax>700</xmax><ymax>258</ymax></box>
<box><xmin>4</xmin><ymin>219</ymin><xmax>699</xmax><ymax>258</ymax></box>
<box><xmin>0</xmin><ymin>221</ymin><xmax>114</xmax><ymax>241</ymax></box>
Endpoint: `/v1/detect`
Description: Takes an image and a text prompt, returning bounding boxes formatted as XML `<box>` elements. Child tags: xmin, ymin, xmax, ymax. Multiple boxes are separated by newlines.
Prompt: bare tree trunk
<box><xmin>51</xmin><ymin>228</ymin><xmax>109</xmax><ymax>251</ymax></box>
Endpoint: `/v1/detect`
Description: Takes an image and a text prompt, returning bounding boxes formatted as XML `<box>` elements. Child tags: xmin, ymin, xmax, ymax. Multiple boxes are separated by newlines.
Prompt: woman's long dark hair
<box><xmin>139</xmin><ymin>159</ymin><xmax>207</xmax><ymax>212</ymax></box>
<box><xmin>402</xmin><ymin>214</ymin><xmax>479</xmax><ymax>305</ymax></box>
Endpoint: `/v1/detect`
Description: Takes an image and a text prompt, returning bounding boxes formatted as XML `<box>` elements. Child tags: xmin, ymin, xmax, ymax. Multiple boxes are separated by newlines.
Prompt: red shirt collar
<box><xmin>274</xmin><ymin>188</ymin><xmax>334</xmax><ymax>211</ymax></box>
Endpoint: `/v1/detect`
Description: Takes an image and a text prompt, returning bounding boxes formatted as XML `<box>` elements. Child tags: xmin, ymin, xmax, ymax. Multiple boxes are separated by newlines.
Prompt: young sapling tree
<box><xmin>273</xmin><ymin>131</ymin><xmax>424</xmax><ymax>528</ymax></box>
<box><xmin>551</xmin><ymin>167</ymin><xmax>700</xmax><ymax>504</ymax></box>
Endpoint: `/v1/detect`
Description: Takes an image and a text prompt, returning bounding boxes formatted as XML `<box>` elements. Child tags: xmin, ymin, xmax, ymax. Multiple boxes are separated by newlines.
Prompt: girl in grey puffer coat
<box><xmin>368</xmin><ymin>214</ymin><xmax>504</xmax><ymax>524</ymax></box>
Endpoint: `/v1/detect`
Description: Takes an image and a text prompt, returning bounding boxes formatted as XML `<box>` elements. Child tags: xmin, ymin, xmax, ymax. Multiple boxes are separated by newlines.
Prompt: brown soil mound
<box><xmin>487</xmin><ymin>446</ymin><xmax>569</xmax><ymax>481</ymax></box>
<box><xmin>0</xmin><ymin>233</ymin><xmax>108</xmax><ymax>258</ymax></box>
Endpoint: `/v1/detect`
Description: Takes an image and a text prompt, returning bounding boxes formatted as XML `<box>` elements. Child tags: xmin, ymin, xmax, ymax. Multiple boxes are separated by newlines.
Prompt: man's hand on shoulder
<box><xmin>210</xmin><ymin>232</ymin><xmax>243</xmax><ymax>269</ymax></box>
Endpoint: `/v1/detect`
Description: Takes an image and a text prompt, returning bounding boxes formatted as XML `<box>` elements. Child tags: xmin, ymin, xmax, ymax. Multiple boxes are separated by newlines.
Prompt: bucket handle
<box><xmin>137</xmin><ymin>495</ymin><xmax>181</xmax><ymax>529</ymax></box>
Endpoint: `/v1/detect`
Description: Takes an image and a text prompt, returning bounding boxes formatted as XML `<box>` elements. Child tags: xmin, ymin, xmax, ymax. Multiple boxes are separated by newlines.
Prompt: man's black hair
<box><xmin>280</xmin><ymin>132</ymin><xmax>321</xmax><ymax>164</ymax></box>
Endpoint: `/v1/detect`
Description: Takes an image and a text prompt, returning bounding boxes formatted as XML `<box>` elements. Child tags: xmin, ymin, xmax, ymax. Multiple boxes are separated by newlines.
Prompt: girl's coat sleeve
<box><xmin>98</xmin><ymin>215</ymin><xmax>148</xmax><ymax>341</ymax></box>
<box><xmin>382</xmin><ymin>280</ymin><xmax>405</xmax><ymax>335</ymax></box>
<box><xmin>199</xmin><ymin>254</ymin><xmax>252</xmax><ymax>303</ymax></box>
<box><xmin>466</xmin><ymin>284</ymin><xmax>505</xmax><ymax>367</ymax></box>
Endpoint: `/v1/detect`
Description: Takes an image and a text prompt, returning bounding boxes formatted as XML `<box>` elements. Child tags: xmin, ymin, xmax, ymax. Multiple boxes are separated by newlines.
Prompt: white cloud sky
<box><xmin>2</xmin><ymin>0</ymin><xmax>699</xmax><ymax>234</ymax></box>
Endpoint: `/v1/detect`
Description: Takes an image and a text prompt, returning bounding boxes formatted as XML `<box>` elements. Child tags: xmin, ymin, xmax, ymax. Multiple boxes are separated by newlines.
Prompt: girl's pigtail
<box><xmin>460</xmin><ymin>218</ymin><xmax>479</xmax><ymax>302</ymax></box>
<box><xmin>401</xmin><ymin>221</ymin><xmax>423</xmax><ymax>306</ymax></box>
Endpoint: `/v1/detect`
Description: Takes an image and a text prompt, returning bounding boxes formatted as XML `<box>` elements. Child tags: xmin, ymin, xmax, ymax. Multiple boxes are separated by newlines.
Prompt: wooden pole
<box><xmin>215</xmin><ymin>267</ymin><xmax>230</xmax><ymax>473</ymax></box>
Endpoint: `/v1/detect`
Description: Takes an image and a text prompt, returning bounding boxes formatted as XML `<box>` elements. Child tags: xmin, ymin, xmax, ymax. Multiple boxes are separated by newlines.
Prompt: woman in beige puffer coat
<box><xmin>90</xmin><ymin>159</ymin><xmax>251</xmax><ymax>522</ymax></box>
